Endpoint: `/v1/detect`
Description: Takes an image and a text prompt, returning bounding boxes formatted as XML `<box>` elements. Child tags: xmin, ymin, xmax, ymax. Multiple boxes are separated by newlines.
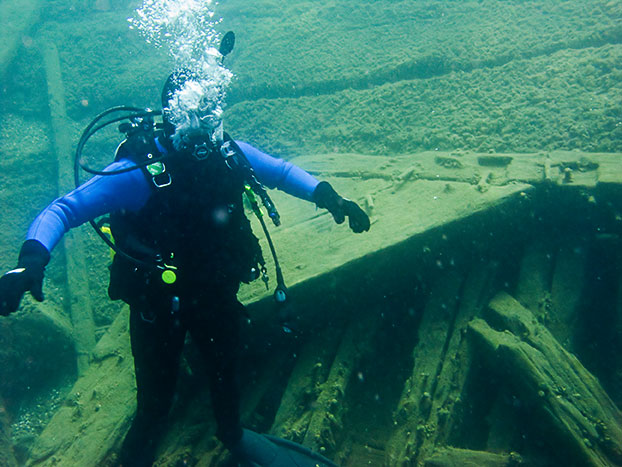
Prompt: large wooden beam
<box><xmin>0</xmin><ymin>0</ymin><xmax>41</xmax><ymax>78</ymax></box>
<box><xmin>468</xmin><ymin>292</ymin><xmax>622</xmax><ymax>467</ymax></box>
<box><xmin>40</xmin><ymin>39</ymin><xmax>95</xmax><ymax>374</ymax></box>
<box><xmin>424</xmin><ymin>447</ymin><xmax>518</xmax><ymax>467</ymax></box>
<box><xmin>27</xmin><ymin>309</ymin><xmax>135</xmax><ymax>466</ymax></box>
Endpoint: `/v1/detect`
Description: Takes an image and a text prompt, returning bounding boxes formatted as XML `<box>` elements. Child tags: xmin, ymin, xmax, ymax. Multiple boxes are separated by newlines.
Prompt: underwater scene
<box><xmin>1</xmin><ymin>0</ymin><xmax>622</xmax><ymax>465</ymax></box>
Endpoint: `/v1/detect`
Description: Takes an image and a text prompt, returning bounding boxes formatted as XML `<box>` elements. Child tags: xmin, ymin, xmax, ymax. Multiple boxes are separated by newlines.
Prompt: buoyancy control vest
<box><xmin>108</xmin><ymin>130</ymin><xmax>264</xmax><ymax>298</ymax></box>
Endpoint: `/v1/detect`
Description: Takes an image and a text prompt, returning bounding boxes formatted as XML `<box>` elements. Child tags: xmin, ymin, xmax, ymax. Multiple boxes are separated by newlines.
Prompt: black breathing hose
<box><xmin>74</xmin><ymin>106</ymin><xmax>165</xmax><ymax>268</ymax></box>
<box><xmin>74</xmin><ymin>106</ymin><xmax>164</xmax><ymax>184</ymax></box>
<box><xmin>75</xmin><ymin>105</ymin><xmax>288</xmax><ymax>302</ymax></box>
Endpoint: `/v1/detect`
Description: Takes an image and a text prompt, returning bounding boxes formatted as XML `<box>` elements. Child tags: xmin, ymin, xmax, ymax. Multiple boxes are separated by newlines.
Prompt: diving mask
<box><xmin>166</xmin><ymin>77</ymin><xmax>226</xmax><ymax>152</ymax></box>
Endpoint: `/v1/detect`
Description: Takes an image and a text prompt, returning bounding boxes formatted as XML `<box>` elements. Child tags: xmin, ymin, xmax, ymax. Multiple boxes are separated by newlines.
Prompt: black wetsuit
<box><xmin>120</xmin><ymin>280</ymin><xmax>244</xmax><ymax>466</ymax></box>
<box><xmin>112</xmin><ymin>135</ymin><xmax>267</xmax><ymax>466</ymax></box>
<box><xmin>23</xmin><ymin>129</ymin><xmax>320</xmax><ymax>466</ymax></box>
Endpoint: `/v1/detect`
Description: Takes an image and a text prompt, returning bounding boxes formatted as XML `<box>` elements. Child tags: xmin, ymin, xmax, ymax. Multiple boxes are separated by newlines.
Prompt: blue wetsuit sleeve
<box><xmin>26</xmin><ymin>159</ymin><xmax>151</xmax><ymax>252</ymax></box>
<box><xmin>236</xmin><ymin>141</ymin><xmax>319</xmax><ymax>201</ymax></box>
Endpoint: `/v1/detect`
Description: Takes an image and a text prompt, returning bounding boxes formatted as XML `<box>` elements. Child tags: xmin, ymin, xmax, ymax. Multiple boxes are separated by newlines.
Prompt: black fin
<box><xmin>219</xmin><ymin>31</ymin><xmax>235</xmax><ymax>58</ymax></box>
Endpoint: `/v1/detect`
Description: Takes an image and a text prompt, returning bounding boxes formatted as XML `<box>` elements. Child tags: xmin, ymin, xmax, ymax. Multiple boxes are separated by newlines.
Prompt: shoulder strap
<box><xmin>115</xmin><ymin>131</ymin><xmax>171</xmax><ymax>188</ymax></box>
<box><xmin>219</xmin><ymin>133</ymin><xmax>255</xmax><ymax>176</ymax></box>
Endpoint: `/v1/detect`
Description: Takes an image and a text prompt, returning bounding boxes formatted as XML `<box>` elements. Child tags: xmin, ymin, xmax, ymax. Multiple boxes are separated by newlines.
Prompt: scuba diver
<box><xmin>0</xmin><ymin>65</ymin><xmax>369</xmax><ymax>466</ymax></box>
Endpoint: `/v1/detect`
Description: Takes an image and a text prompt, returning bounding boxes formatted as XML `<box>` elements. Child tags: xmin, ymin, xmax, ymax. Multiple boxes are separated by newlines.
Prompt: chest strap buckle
<box><xmin>147</xmin><ymin>161</ymin><xmax>172</xmax><ymax>188</ymax></box>
<box><xmin>152</xmin><ymin>173</ymin><xmax>172</xmax><ymax>188</ymax></box>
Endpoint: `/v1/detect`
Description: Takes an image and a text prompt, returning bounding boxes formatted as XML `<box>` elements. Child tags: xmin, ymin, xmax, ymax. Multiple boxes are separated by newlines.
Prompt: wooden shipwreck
<box><xmin>12</xmin><ymin>149</ymin><xmax>622</xmax><ymax>466</ymax></box>
<box><xmin>1</xmin><ymin>2</ymin><xmax>621</xmax><ymax>466</ymax></box>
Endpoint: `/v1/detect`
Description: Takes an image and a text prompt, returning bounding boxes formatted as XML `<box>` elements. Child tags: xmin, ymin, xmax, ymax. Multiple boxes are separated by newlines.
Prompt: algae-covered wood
<box><xmin>238</xmin><ymin>149</ymin><xmax>622</xmax><ymax>305</ymax></box>
<box><xmin>0</xmin><ymin>0</ymin><xmax>621</xmax><ymax>465</ymax></box>
<box><xmin>23</xmin><ymin>147</ymin><xmax>622</xmax><ymax>466</ymax></box>
<box><xmin>27</xmin><ymin>309</ymin><xmax>134</xmax><ymax>466</ymax></box>
<box><xmin>469</xmin><ymin>292</ymin><xmax>622</xmax><ymax>466</ymax></box>
<box><xmin>0</xmin><ymin>0</ymin><xmax>41</xmax><ymax>77</ymax></box>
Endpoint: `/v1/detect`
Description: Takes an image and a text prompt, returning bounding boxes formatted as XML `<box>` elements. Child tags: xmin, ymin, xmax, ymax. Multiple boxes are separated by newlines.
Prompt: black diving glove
<box><xmin>0</xmin><ymin>240</ymin><xmax>50</xmax><ymax>316</ymax></box>
<box><xmin>313</xmin><ymin>181</ymin><xmax>370</xmax><ymax>233</ymax></box>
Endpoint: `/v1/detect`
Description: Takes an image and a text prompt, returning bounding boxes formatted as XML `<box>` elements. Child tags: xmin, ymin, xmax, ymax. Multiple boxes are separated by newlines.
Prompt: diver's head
<box><xmin>161</xmin><ymin>67</ymin><xmax>227</xmax><ymax>151</ymax></box>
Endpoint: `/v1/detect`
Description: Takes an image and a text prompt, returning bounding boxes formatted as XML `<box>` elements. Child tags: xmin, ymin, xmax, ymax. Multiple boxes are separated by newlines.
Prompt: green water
<box><xmin>0</xmin><ymin>1</ymin><xmax>621</xmax><ymax>465</ymax></box>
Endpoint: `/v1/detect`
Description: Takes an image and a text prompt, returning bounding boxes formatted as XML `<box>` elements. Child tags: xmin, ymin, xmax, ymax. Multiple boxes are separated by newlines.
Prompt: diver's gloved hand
<box><xmin>313</xmin><ymin>181</ymin><xmax>370</xmax><ymax>233</ymax></box>
<box><xmin>0</xmin><ymin>240</ymin><xmax>50</xmax><ymax>316</ymax></box>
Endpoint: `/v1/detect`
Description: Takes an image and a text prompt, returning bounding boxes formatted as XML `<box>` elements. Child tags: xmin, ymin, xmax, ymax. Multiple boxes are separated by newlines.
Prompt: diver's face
<box><xmin>182</xmin><ymin>108</ymin><xmax>222</xmax><ymax>140</ymax></box>
<box><xmin>168</xmin><ymin>80</ymin><xmax>224</xmax><ymax>149</ymax></box>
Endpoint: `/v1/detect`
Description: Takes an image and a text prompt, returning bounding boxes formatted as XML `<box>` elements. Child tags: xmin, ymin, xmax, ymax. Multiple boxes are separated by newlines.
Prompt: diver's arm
<box><xmin>236</xmin><ymin>141</ymin><xmax>319</xmax><ymax>201</ymax></box>
<box><xmin>26</xmin><ymin>159</ymin><xmax>151</xmax><ymax>253</ymax></box>
<box><xmin>236</xmin><ymin>141</ymin><xmax>370</xmax><ymax>233</ymax></box>
<box><xmin>0</xmin><ymin>160</ymin><xmax>150</xmax><ymax>316</ymax></box>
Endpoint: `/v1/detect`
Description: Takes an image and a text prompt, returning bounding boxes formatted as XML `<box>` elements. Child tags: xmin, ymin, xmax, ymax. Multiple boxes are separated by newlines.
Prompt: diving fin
<box><xmin>232</xmin><ymin>429</ymin><xmax>338</xmax><ymax>467</ymax></box>
<box><xmin>219</xmin><ymin>31</ymin><xmax>235</xmax><ymax>62</ymax></box>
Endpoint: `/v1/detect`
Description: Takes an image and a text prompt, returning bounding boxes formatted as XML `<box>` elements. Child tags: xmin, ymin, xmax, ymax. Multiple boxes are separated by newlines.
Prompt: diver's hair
<box><xmin>161</xmin><ymin>68</ymin><xmax>196</xmax><ymax>138</ymax></box>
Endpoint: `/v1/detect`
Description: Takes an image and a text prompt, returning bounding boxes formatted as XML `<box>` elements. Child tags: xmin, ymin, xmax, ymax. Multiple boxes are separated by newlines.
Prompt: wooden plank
<box><xmin>549</xmin><ymin>238</ymin><xmax>587</xmax><ymax>350</ymax></box>
<box><xmin>0</xmin><ymin>0</ymin><xmax>41</xmax><ymax>77</ymax></box>
<box><xmin>424</xmin><ymin>447</ymin><xmax>515</xmax><ymax>467</ymax></box>
<box><xmin>515</xmin><ymin>240</ymin><xmax>554</xmax><ymax>317</ymax></box>
<box><xmin>239</xmin><ymin>149</ymin><xmax>622</xmax><ymax>307</ymax></box>
<box><xmin>386</xmin><ymin>270</ymin><xmax>464</xmax><ymax>465</ymax></box>
<box><xmin>270</xmin><ymin>323</ymin><xmax>345</xmax><ymax>441</ymax></box>
<box><xmin>426</xmin><ymin>261</ymin><xmax>501</xmax><ymax>451</ymax></box>
<box><xmin>40</xmin><ymin>39</ymin><xmax>96</xmax><ymax>374</ymax></box>
<box><xmin>386</xmin><ymin>260</ymin><xmax>500</xmax><ymax>465</ymax></box>
<box><xmin>301</xmin><ymin>310</ymin><xmax>380</xmax><ymax>456</ymax></box>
